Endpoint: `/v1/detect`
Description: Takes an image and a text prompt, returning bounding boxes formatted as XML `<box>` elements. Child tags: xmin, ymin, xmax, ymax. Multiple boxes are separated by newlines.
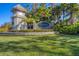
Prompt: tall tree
<box><xmin>52</xmin><ymin>5</ymin><xmax>62</xmax><ymax>23</ymax></box>
<box><xmin>32</xmin><ymin>3</ymin><xmax>39</xmax><ymax>13</ymax></box>
<box><xmin>60</xmin><ymin>3</ymin><xmax>69</xmax><ymax>20</ymax></box>
<box><xmin>67</xmin><ymin>3</ymin><xmax>79</xmax><ymax>24</ymax></box>
<box><xmin>36</xmin><ymin>3</ymin><xmax>53</xmax><ymax>22</ymax></box>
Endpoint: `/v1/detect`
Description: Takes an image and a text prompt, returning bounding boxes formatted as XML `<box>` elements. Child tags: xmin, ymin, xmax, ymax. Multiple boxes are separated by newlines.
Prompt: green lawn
<box><xmin>0</xmin><ymin>34</ymin><xmax>79</xmax><ymax>56</ymax></box>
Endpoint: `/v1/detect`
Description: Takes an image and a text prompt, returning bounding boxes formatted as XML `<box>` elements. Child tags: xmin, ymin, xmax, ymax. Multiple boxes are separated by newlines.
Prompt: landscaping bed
<box><xmin>0</xmin><ymin>32</ymin><xmax>55</xmax><ymax>36</ymax></box>
<box><xmin>11</xmin><ymin>29</ymin><xmax>53</xmax><ymax>32</ymax></box>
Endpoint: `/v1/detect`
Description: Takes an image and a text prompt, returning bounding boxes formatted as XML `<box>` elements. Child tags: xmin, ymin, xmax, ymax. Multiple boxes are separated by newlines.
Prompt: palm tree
<box><xmin>32</xmin><ymin>3</ymin><xmax>39</xmax><ymax>13</ymax></box>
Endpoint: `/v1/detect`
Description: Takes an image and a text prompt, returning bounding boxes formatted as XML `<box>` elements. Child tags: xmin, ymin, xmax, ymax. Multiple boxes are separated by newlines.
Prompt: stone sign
<box><xmin>38</xmin><ymin>21</ymin><xmax>51</xmax><ymax>29</ymax></box>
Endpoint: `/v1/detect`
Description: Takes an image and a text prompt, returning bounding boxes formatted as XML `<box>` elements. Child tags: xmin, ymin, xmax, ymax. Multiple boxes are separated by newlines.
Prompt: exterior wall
<box><xmin>19</xmin><ymin>22</ymin><xmax>27</xmax><ymax>30</ymax></box>
<box><xmin>12</xmin><ymin>17</ymin><xmax>22</xmax><ymax>30</ymax></box>
<box><xmin>12</xmin><ymin>10</ymin><xmax>27</xmax><ymax>30</ymax></box>
<box><xmin>33</xmin><ymin>21</ymin><xmax>38</xmax><ymax>30</ymax></box>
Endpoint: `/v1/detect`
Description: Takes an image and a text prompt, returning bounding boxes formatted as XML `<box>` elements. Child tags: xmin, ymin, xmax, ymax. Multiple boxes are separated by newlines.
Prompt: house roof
<box><xmin>12</xmin><ymin>4</ymin><xmax>27</xmax><ymax>13</ymax></box>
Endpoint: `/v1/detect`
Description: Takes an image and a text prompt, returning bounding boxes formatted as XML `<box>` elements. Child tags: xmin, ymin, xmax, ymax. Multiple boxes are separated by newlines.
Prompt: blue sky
<box><xmin>0</xmin><ymin>3</ymin><xmax>30</xmax><ymax>26</ymax></box>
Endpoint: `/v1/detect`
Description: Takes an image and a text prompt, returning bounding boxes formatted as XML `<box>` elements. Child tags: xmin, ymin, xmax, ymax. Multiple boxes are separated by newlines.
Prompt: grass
<box><xmin>0</xmin><ymin>34</ymin><xmax>79</xmax><ymax>56</ymax></box>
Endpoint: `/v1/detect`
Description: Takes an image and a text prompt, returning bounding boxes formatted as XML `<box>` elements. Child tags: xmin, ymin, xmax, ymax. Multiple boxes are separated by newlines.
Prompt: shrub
<box><xmin>53</xmin><ymin>22</ymin><xmax>79</xmax><ymax>34</ymax></box>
